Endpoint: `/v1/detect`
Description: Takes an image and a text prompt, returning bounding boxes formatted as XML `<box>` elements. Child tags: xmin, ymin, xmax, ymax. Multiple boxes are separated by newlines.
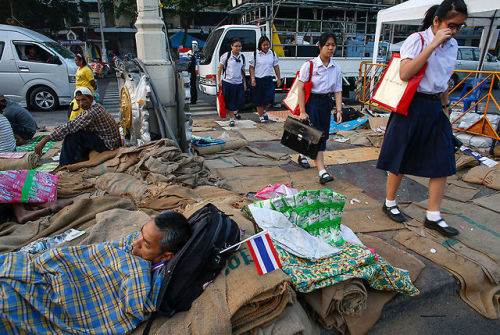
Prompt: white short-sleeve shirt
<box><xmin>220</xmin><ymin>52</ymin><xmax>245</xmax><ymax>85</ymax></box>
<box><xmin>400</xmin><ymin>26</ymin><xmax>458</xmax><ymax>94</ymax></box>
<box><xmin>298</xmin><ymin>56</ymin><xmax>343</xmax><ymax>94</ymax></box>
<box><xmin>248</xmin><ymin>50</ymin><xmax>279</xmax><ymax>78</ymax></box>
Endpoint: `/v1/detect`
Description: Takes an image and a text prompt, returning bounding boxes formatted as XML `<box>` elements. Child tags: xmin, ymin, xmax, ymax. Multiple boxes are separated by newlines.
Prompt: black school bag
<box><xmin>143</xmin><ymin>203</ymin><xmax>241</xmax><ymax>334</ymax></box>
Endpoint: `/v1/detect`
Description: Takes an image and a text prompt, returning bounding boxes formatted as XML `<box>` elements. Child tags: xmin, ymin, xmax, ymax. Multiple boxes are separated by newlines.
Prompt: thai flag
<box><xmin>246</xmin><ymin>232</ymin><xmax>282</xmax><ymax>276</ymax></box>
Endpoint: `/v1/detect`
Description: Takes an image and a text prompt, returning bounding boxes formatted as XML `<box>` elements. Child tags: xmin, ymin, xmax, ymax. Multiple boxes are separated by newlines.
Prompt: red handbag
<box><xmin>283</xmin><ymin>60</ymin><xmax>313</xmax><ymax>115</ymax></box>
<box><xmin>216</xmin><ymin>85</ymin><xmax>226</xmax><ymax>119</ymax></box>
<box><xmin>372</xmin><ymin>34</ymin><xmax>426</xmax><ymax>116</ymax></box>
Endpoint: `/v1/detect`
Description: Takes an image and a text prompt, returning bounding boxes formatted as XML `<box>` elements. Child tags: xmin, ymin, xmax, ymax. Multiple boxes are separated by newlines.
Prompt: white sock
<box><xmin>230</xmin><ymin>117</ymin><xmax>235</xmax><ymax>121</ymax></box>
<box><xmin>426</xmin><ymin>211</ymin><xmax>449</xmax><ymax>227</ymax></box>
<box><xmin>385</xmin><ymin>199</ymin><xmax>400</xmax><ymax>214</ymax></box>
<box><xmin>259</xmin><ymin>116</ymin><xmax>265</xmax><ymax>121</ymax></box>
<box><xmin>299</xmin><ymin>154</ymin><xmax>307</xmax><ymax>160</ymax></box>
<box><xmin>318</xmin><ymin>169</ymin><xmax>327</xmax><ymax>177</ymax></box>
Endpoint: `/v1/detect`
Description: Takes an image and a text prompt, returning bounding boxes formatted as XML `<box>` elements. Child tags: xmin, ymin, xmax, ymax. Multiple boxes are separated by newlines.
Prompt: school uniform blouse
<box><xmin>298</xmin><ymin>56</ymin><xmax>343</xmax><ymax>94</ymax></box>
<box><xmin>219</xmin><ymin>52</ymin><xmax>245</xmax><ymax>85</ymax></box>
<box><xmin>248</xmin><ymin>50</ymin><xmax>279</xmax><ymax>78</ymax></box>
<box><xmin>400</xmin><ymin>26</ymin><xmax>458</xmax><ymax>95</ymax></box>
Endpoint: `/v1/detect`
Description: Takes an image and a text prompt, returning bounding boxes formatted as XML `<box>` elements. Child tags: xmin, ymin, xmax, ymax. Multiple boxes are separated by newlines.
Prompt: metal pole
<box><xmin>96</xmin><ymin>0</ymin><xmax>108</xmax><ymax>62</ymax></box>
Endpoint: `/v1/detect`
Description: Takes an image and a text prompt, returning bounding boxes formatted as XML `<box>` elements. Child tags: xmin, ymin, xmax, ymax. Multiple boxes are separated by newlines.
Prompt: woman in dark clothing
<box><xmin>377</xmin><ymin>0</ymin><xmax>467</xmax><ymax>237</ymax></box>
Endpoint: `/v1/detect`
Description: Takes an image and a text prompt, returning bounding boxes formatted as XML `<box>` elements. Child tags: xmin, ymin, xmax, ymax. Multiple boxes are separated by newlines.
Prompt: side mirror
<box><xmin>50</xmin><ymin>55</ymin><xmax>62</xmax><ymax>65</ymax></box>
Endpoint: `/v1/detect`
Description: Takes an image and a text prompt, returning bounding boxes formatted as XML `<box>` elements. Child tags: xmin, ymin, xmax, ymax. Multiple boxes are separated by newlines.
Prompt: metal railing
<box><xmin>357</xmin><ymin>62</ymin><xmax>500</xmax><ymax>140</ymax></box>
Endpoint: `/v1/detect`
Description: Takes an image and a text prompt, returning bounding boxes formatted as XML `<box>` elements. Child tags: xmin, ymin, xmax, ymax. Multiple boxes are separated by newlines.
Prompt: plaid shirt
<box><xmin>0</xmin><ymin>233</ymin><xmax>164</xmax><ymax>334</ymax></box>
<box><xmin>49</xmin><ymin>102</ymin><xmax>121</xmax><ymax>150</ymax></box>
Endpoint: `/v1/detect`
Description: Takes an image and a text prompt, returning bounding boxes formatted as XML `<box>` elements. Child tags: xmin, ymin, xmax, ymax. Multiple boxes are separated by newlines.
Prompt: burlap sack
<box><xmin>302</xmin><ymin>279</ymin><xmax>367</xmax><ymax>332</ymax></box>
<box><xmin>462</xmin><ymin>164</ymin><xmax>500</xmax><ymax>190</ymax></box>
<box><xmin>0</xmin><ymin>196</ymin><xmax>135</xmax><ymax>253</ymax></box>
<box><xmin>394</xmin><ymin>230</ymin><xmax>500</xmax><ymax>320</ymax></box>
<box><xmin>95</xmin><ymin>173</ymin><xmax>156</xmax><ymax>202</ymax></box>
<box><xmin>0</xmin><ymin>152</ymin><xmax>40</xmax><ymax>171</ymax></box>
<box><xmin>195</xmin><ymin>138</ymin><xmax>248</xmax><ymax>155</ymax></box>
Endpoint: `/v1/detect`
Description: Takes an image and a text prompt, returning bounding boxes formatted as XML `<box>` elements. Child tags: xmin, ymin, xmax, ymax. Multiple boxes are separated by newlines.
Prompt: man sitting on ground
<box><xmin>0</xmin><ymin>93</ymin><xmax>37</xmax><ymax>145</ymax></box>
<box><xmin>0</xmin><ymin>210</ymin><xmax>191</xmax><ymax>334</ymax></box>
<box><xmin>34</xmin><ymin>87</ymin><xmax>121</xmax><ymax>166</ymax></box>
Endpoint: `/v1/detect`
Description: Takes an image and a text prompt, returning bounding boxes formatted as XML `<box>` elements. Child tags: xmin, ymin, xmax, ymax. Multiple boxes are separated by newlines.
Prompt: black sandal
<box><xmin>297</xmin><ymin>156</ymin><xmax>310</xmax><ymax>169</ymax></box>
<box><xmin>319</xmin><ymin>172</ymin><xmax>334</xmax><ymax>184</ymax></box>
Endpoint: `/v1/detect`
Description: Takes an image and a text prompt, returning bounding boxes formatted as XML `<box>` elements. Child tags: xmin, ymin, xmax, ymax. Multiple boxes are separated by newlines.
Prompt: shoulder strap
<box><xmin>223</xmin><ymin>52</ymin><xmax>229</xmax><ymax>78</ymax></box>
<box><xmin>307</xmin><ymin>60</ymin><xmax>313</xmax><ymax>82</ymax></box>
<box><xmin>254</xmin><ymin>50</ymin><xmax>257</xmax><ymax>66</ymax></box>
<box><xmin>241</xmin><ymin>53</ymin><xmax>245</xmax><ymax>66</ymax></box>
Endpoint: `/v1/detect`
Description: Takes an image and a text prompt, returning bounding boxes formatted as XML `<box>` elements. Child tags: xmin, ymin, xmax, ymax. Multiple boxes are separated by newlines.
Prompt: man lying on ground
<box><xmin>0</xmin><ymin>93</ymin><xmax>37</xmax><ymax>145</ymax></box>
<box><xmin>0</xmin><ymin>210</ymin><xmax>191</xmax><ymax>334</ymax></box>
<box><xmin>34</xmin><ymin>87</ymin><xmax>121</xmax><ymax>167</ymax></box>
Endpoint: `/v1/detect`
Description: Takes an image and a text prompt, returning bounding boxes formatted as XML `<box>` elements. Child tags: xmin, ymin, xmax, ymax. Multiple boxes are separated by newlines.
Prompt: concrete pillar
<box><xmin>134</xmin><ymin>0</ymin><xmax>178</xmax><ymax>139</ymax></box>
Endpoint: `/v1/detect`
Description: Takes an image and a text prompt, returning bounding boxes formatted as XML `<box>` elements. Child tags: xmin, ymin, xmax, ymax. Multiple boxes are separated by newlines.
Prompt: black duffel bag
<box><xmin>281</xmin><ymin>116</ymin><xmax>324</xmax><ymax>159</ymax></box>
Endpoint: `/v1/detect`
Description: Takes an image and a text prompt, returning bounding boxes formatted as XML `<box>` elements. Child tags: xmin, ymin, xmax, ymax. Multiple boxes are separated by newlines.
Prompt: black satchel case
<box><xmin>281</xmin><ymin>116</ymin><xmax>324</xmax><ymax>159</ymax></box>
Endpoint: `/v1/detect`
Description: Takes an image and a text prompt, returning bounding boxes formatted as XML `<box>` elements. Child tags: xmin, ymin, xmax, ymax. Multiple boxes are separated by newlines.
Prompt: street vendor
<box><xmin>34</xmin><ymin>87</ymin><xmax>121</xmax><ymax>167</ymax></box>
<box><xmin>69</xmin><ymin>54</ymin><xmax>98</xmax><ymax>120</ymax></box>
<box><xmin>0</xmin><ymin>93</ymin><xmax>37</xmax><ymax>145</ymax></box>
<box><xmin>0</xmin><ymin>210</ymin><xmax>191</xmax><ymax>334</ymax></box>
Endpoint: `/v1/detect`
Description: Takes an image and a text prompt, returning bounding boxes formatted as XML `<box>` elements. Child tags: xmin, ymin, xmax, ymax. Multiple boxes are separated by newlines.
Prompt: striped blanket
<box><xmin>0</xmin><ymin>233</ymin><xmax>163</xmax><ymax>334</ymax></box>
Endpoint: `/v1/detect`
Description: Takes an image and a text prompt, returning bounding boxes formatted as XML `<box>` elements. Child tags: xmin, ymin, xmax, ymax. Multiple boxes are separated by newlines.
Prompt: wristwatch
<box><xmin>442</xmin><ymin>103</ymin><xmax>450</xmax><ymax>109</ymax></box>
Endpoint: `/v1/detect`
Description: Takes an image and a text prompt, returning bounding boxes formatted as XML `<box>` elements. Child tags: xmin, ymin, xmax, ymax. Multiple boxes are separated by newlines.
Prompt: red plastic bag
<box><xmin>283</xmin><ymin>60</ymin><xmax>313</xmax><ymax>115</ymax></box>
<box><xmin>216</xmin><ymin>86</ymin><xmax>226</xmax><ymax>118</ymax></box>
<box><xmin>255</xmin><ymin>184</ymin><xmax>299</xmax><ymax>200</ymax></box>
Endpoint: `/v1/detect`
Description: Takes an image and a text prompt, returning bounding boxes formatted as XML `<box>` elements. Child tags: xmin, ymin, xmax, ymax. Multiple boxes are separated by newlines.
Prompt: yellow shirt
<box><xmin>75</xmin><ymin>66</ymin><xmax>95</xmax><ymax>93</ymax></box>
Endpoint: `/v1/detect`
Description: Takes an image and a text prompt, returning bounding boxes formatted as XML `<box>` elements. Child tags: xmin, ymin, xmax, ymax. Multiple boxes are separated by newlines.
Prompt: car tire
<box><xmin>29</xmin><ymin>86</ymin><xmax>59</xmax><ymax>112</ymax></box>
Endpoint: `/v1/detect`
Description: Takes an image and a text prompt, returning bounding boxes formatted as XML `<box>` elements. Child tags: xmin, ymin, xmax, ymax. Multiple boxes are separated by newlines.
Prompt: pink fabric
<box><xmin>0</xmin><ymin>170</ymin><xmax>59</xmax><ymax>204</ymax></box>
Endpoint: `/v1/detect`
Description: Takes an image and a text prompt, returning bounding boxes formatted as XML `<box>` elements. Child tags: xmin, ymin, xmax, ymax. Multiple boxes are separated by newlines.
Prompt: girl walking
<box><xmin>69</xmin><ymin>54</ymin><xmax>97</xmax><ymax>120</ymax></box>
<box><xmin>217</xmin><ymin>38</ymin><xmax>247</xmax><ymax>127</ymax></box>
<box><xmin>377</xmin><ymin>0</ymin><xmax>467</xmax><ymax>237</ymax></box>
<box><xmin>249</xmin><ymin>36</ymin><xmax>281</xmax><ymax>123</ymax></box>
<box><xmin>296</xmin><ymin>32</ymin><xmax>343</xmax><ymax>184</ymax></box>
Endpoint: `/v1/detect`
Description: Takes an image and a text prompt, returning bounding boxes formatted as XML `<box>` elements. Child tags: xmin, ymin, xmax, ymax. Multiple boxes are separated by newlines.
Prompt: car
<box><xmin>450</xmin><ymin>46</ymin><xmax>500</xmax><ymax>89</ymax></box>
<box><xmin>0</xmin><ymin>24</ymin><xmax>78</xmax><ymax>111</ymax></box>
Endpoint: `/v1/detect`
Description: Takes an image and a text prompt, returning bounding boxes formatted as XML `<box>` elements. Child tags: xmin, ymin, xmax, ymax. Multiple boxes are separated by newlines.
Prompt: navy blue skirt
<box><xmin>251</xmin><ymin>76</ymin><xmax>275</xmax><ymax>107</ymax></box>
<box><xmin>306</xmin><ymin>96</ymin><xmax>333</xmax><ymax>151</ymax></box>
<box><xmin>376</xmin><ymin>95</ymin><xmax>456</xmax><ymax>178</ymax></box>
<box><xmin>222</xmin><ymin>81</ymin><xmax>245</xmax><ymax>112</ymax></box>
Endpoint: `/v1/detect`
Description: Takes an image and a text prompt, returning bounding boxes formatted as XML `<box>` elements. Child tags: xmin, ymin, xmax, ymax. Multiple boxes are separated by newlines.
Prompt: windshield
<box><xmin>199</xmin><ymin>28</ymin><xmax>224</xmax><ymax>65</ymax></box>
<box><xmin>43</xmin><ymin>42</ymin><xmax>75</xmax><ymax>59</ymax></box>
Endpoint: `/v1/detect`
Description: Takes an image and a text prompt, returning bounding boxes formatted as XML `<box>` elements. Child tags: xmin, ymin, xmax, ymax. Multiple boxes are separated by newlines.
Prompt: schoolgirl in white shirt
<box><xmin>217</xmin><ymin>38</ymin><xmax>247</xmax><ymax>127</ymax></box>
<box><xmin>296</xmin><ymin>32</ymin><xmax>343</xmax><ymax>184</ymax></box>
<box><xmin>377</xmin><ymin>0</ymin><xmax>468</xmax><ymax>237</ymax></box>
<box><xmin>249</xmin><ymin>36</ymin><xmax>281</xmax><ymax>123</ymax></box>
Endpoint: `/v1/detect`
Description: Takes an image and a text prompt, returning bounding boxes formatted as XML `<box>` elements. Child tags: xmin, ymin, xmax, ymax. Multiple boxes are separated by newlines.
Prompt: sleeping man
<box><xmin>0</xmin><ymin>211</ymin><xmax>191</xmax><ymax>334</ymax></box>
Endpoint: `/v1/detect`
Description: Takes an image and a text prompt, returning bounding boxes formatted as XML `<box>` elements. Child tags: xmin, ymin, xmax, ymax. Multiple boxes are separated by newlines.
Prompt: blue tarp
<box><xmin>329</xmin><ymin>115</ymin><xmax>370</xmax><ymax>134</ymax></box>
<box><xmin>169</xmin><ymin>31</ymin><xmax>205</xmax><ymax>48</ymax></box>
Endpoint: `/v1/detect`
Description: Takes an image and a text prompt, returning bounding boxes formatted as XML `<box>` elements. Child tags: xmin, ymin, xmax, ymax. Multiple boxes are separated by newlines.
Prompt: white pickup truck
<box><xmin>197</xmin><ymin>24</ymin><xmax>378</xmax><ymax>97</ymax></box>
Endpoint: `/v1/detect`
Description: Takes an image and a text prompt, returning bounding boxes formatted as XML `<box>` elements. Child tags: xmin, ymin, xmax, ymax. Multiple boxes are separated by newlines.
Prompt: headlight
<box><xmin>68</xmin><ymin>75</ymin><xmax>76</xmax><ymax>83</ymax></box>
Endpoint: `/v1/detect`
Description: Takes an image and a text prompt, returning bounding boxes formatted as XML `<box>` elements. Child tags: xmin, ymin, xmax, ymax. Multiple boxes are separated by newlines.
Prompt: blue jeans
<box><xmin>59</xmin><ymin>130</ymin><xmax>108</xmax><ymax>166</ymax></box>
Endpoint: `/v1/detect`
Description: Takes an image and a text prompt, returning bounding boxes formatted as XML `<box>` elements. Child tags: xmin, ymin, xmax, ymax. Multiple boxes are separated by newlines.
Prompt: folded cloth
<box><xmin>191</xmin><ymin>135</ymin><xmax>225</xmax><ymax>147</ymax></box>
<box><xmin>0</xmin><ymin>170</ymin><xmax>58</xmax><ymax>203</ymax></box>
<box><xmin>0</xmin><ymin>233</ymin><xmax>163</xmax><ymax>334</ymax></box>
<box><xmin>0</xmin><ymin>152</ymin><xmax>40</xmax><ymax>171</ymax></box>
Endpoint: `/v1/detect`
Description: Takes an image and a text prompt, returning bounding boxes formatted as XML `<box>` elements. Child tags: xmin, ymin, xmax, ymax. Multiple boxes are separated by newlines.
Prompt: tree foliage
<box><xmin>0</xmin><ymin>0</ymin><xmax>80</xmax><ymax>33</ymax></box>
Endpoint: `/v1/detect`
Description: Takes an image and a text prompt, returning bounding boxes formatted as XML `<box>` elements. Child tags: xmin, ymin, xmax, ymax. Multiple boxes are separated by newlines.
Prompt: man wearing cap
<box><xmin>35</xmin><ymin>87</ymin><xmax>121</xmax><ymax>166</ymax></box>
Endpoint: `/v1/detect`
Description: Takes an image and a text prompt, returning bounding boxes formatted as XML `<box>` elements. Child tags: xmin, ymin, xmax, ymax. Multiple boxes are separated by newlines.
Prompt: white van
<box><xmin>0</xmin><ymin>24</ymin><xmax>78</xmax><ymax>111</ymax></box>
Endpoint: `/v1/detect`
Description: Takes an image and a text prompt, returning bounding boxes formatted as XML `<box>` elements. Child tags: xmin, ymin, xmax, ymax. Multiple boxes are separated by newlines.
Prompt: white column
<box><xmin>135</xmin><ymin>0</ymin><xmax>168</xmax><ymax>65</ymax></box>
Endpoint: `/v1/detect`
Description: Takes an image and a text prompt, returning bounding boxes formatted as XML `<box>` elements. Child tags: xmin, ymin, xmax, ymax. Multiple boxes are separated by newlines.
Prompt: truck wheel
<box><xmin>29</xmin><ymin>86</ymin><xmax>59</xmax><ymax>111</ymax></box>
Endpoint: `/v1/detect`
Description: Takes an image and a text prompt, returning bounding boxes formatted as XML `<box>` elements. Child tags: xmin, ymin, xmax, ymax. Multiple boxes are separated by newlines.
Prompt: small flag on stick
<box><xmin>246</xmin><ymin>231</ymin><xmax>282</xmax><ymax>276</ymax></box>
